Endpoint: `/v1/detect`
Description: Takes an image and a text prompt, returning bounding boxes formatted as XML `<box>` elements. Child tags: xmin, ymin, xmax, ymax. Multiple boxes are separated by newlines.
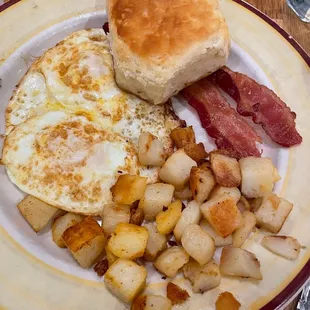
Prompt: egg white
<box><xmin>2</xmin><ymin>111</ymin><xmax>139</xmax><ymax>214</ymax></box>
<box><xmin>5</xmin><ymin>29</ymin><xmax>180</xmax><ymax>155</ymax></box>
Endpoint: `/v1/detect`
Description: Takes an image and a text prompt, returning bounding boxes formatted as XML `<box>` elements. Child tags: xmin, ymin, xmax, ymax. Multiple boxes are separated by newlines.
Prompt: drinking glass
<box><xmin>287</xmin><ymin>0</ymin><xmax>310</xmax><ymax>22</ymax></box>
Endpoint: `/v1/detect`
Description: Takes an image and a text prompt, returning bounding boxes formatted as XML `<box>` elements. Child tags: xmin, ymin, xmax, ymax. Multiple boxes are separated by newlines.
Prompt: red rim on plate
<box><xmin>1</xmin><ymin>0</ymin><xmax>310</xmax><ymax>309</ymax></box>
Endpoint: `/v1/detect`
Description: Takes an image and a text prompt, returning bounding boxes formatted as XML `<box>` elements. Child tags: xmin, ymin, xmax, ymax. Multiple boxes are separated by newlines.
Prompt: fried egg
<box><xmin>2</xmin><ymin>111</ymin><xmax>140</xmax><ymax>214</ymax></box>
<box><xmin>5</xmin><ymin>29</ymin><xmax>181</xmax><ymax>154</ymax></box>
<box><xmin>3</xmin><ymin>29</ymin><xmax>183</xmax><ymax>214</ymax></box>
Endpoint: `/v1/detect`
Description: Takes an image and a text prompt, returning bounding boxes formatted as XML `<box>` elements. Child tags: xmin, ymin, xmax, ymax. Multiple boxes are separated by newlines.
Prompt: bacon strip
<box><xmin>209</xmin><ymin>67</ymin><xmax>302</xmax><ymax>147</ymax></box>
<box><xmin>181</xmin><ymin>79</ymin><xmax>262</xmax><ymax>158</ymax></box>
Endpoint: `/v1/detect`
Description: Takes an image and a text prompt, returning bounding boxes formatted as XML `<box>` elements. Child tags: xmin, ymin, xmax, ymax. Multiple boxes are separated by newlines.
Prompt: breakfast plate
<box><xmin>0</xmin><ymin>0</ymin><xmax>309</xmax><ymax>309</ymax></box>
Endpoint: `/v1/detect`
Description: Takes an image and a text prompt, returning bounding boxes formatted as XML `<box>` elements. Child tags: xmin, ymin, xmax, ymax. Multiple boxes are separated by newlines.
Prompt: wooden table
<box><xmin>247</xmin><ymin>0</ymin><xmax>310</xmax><ymax>54</ymax></box>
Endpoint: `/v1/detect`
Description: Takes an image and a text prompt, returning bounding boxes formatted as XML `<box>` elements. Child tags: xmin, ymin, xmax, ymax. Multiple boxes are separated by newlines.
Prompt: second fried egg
<box><xmin>2</xmin><ymin>111</ymin><xmax>139</xmax><ymax>214</ymax></box>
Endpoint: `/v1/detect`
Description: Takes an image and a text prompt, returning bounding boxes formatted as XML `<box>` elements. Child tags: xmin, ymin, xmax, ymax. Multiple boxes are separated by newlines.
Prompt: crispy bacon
<box><xmin>209</xmin><ymin>67</ymin><xmax>302</xmax><ymax>147</ymax></box>
<box><xmin>181</xmin><ymin>79</ymin><xmax>262</xmax><ymax>158</ymax></box>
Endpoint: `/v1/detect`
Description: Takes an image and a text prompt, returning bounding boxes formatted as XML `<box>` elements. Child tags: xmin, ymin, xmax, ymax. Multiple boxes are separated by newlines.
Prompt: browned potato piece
<box><xmin>130</xmin><ymin>206</ymin><xmax>145</xmax><ymax>226</ymax></box>
<box><xmin>111</xmin><ymin>175</ymin><xmax>147</xmax><ymax>205</ymax></box>
<box><xmin>105</xmin><ymin>259</ymin><xmax>147</xmax><ymax>303</ymax></box>
<box><xmin>201</xmin><ymin>195</ymin><xmax>243</xmax><ymax>238</ymax></box>
<box><xmin>63</xmin><ymin>217</ymin><xmax>106</xmax><ymax>268</ymax></box>
<box><xmin>107</xmin><ymin>223</ymin><xmax>148</xmax><ymax>260</ymax></box>
<box><xmin>139</xmin><ymin>183</ymin><xmax>175</xmax><ymax>220</ymax></box>
<box><xmin>190</xmin><ymin>164</ymin><xmax>216</xmax><ymax>203</ymax></box>
<box><xmin>210</xmin><ymin>186</ymin><xmax>241</xmax><ymax>203</ymax></box>
<box><xmin>220</xmin><ymin>246</ymin><xmax>262</xmax><ymax>280</ymax></box>
<box><xmin>101</xmin><ymin>204</ymin><xmax>130</xmax><ymax>236</ymax></box>
<box><xmin>167</xmin><ymin>282</ymin><xmax>190</xmax><ymax>305</ymax></box>
<box><xmin>106</xmin><ymin>245</ymin><xmax>118</xmax><ymax>266</ymax></box>
<box><xmin>138</xmin><ymin>132</ymin><xmax>166</xmax><ymax>166</ymax></box>
<box><xmin>216</xmin><ymin>292</ymin><xmax>241</xmax><ymax>310</ymax></box>
<box><xmin>183</xmin><ymin>259</ymin><xmax>221</xmax><ymax>293</ymax></box>
<box><xmin>248</xmin><ymin>197</ymin><xmax>263</xmax><ymax>213</ymax></box>
<box><xmin>181</xmin><ymin>224</ymin><xmax>215</xmax><ymax>266</ymax></box>
<box><xmin>174</xmin><ymin>185</ymin><xmax>192</xmax><ymax>200</ymax></box>
<box><xmin>94</xmin><ymin>258</ymin><xmax>109</xmax><ymax>277</ymax></box>
<box><xmin>184</xmin><ymin>143</ymin><xmax>208</xmax><ymax>162</ymax></box>
<box><xmin>254</xmin><ymin>193</ymin><xmax>293</xmax><ymax>233</ymax></box>
<box><xmin>159</xmin><ymin>149</ymin><xmax>197</xmax><ymax>190</ymax></box>
<box><xmin>154</xmin><ymin>246</ymin><xmax>189</xmax><ymax>278</ymax></box>
<box><xmin>200</xmin><ymin>220</ymin><xmax>232</xmax><ymax>247</ymax></box>
<box><xmin>239</xmin><ymin>157</ymin><xmax>281</xmax><ymax>198</ymax></box>
<box><xmin>52</xmin><ymin>213</ymin><xmax>84</xmax><ymax>247</ymax></box>
<box><xmin>232</xmin><ymin>211</ymin><xmax>256</xmax><ymax>248</ymax></box>
<box><xmin>132</xmin><ymin>294</ymin><xmax>172</xmax><ymax>310</ymax></box>
<box><xmin>237</xmin><ymin>196</ymin><xmax>251</xmax><ymax>213</ymax></box>
<box><xmin>17</xmin><ymin>195</ymin><xmax>59</xmax><ymax>232</ymax></box>
<box><xmin>261</xmin><ymin>236</ymin><xmax>301</xmax><ymax>260</ymax></box>
<box><xmin>170</xmin><ymin>126</ymin><xmax>195</xmax><ymax>148</ymax></box>
<box><xmin>144</xmin><ymin>222</ymin><xmax>167</xmax><ymax>261</ymax></box>
<box><xmin>174</xmin><ymin>200</ymin><xmax>201</xmax><ymax>242</ymax></box>
<box><xmin>210</xmin><ymin>153</ymin><xmax>241</xmax><ymax>187</ymax></box>
<box><xmin>156</xmin><ymin>200</ymin><xmax>182</xmax><ymax>235</ymax></box>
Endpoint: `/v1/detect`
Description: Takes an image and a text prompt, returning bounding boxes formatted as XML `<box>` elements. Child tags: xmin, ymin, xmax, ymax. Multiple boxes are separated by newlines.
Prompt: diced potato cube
<box><xmin>190</xmin><ymin>164</ymin><xmax>216</xmax><ymax>203</ymax></box>
<box><xmin>184</xmin><ymin>143</ymin><xmax>208</xmax><ymax>162</ymax></box>
<box><xmin>131</xmin><ymin>294</ymin><xmax>172</xmax><ymax>310</ymax></box>
<box><xmin>111</xmin><ymin>174</ymin><xmax>147</xmax><ymax>205</ymax></box>
<box><xmin>156</xmin><ymin>200</ymin><xmax>182</xmax><ymax>235</ymax></box>
<box><xmin>101</xmin><ymin>204</ymin><xmax>130</xmax><ymax>236</ymax></box>
<box><xmin>154</xmin><ymin>246</ymin><xmax>190</xmax><ymax>278</ymax></box>
<box><xmin>138</xmin><ymin>132</ymin><xmax>166</xmax><ymax>166</ymax></box>
<box><xmin>200</xmin><ymin>220</ymin><xmax>232</xmax><ymax>247</ymax></box>
<box><xmin>166</xmin><ymin>282</ymin><xmax>190</xmax><ymax>305</ymax></box>
<box><xmin>52</xmin><ymin>213</ymin><xmax>84</xmax><ymax>247</ymax></box>
<box><xmin>183</xmin><ymin>259</ymin><xmax>221</xmax><ymax>293</ymax></box>
<box><xmin>232</xmin><ymin>211</ymin><xmax>256</xmax><ymax>248</ymax></box>
<box><xmin>170</xmin><ymin>126</ymin><xmax>195</xmax><ymax>148</ymax></box>
<box><xmin>181</xmin><ymin>224</ymin><xmax>215</xmax><ymax>266</ymax></box>
<box><xmin>237</xmin><ymin>196</ymin><xmax>251</xmax><ymax>213</ymax></box>
<box><xmin>17</xmin><ymin>195</ymin><xmax>59</xmax><ymax>232</ymax></box>
<box><xmin>174</xmin><ymin>200</ymin><xmax>201</xmax><ymax>242</ymax></box>
<box><xmin>159</xmin><ymin>149</ymin><xmax>197</xmax><ymax>190</ymax></box>
<box><xmin>139</xmin><ymin>183</ymin><xmax>175</xmax><ymax>220</ymax></box>
<box><xmin>105</xmin><ymin>259</ymin><xmax>147</xmax><ymax>303</ymax></box>
<box><xmin>216</xmin><ymin>292</ymin><xmax>241</xmax><ymax>310</ymax></box>
<box><xmin>219</xmin><ymin>246</ymin><xmax>262</xmax><ymax>280</ymax></box>
<box><xmin>261</xmin><ymin>236</ymin><xmax>300</xmax><ymax>260</ymax></box>
<box><xmin>144</xmin><ymin>222</ymin><xmax>167</xmax><ymax>261</ymax></box>
<box><xmin>63</xmin><ymin>217</ymin><xmax>106</xmax><ymax>268</ymax></box>
<box><xmin>254</xmin><ymin>193</ymin><xmax>293</xmax><ymax>233</ymax></box>
<box><xmin>211</xmin><ymin>153</ymin><xmax>241</xmax><ymax>187</ymax></box>
<box><xmin>210</xmin><ymin>185</ymin><xmax>241</xmax><ymax>203</ymax></box>
<box><xmin>239</xmin><ymin>157</ymin><xmax>281</xmax><ymax>198</ymax></box>
<box><xmin>107</xmin><ymin>223</ymin><xmax>148</xmax><ymax>260</ymax></box>
<box><xmin>201</xmin><ymin>195</ymin><xmax>243</xmax><ymax>238</ymax></box>
<box><xmin>105</xmin><ymin>245</ymin><xmax>118</xmax><ymax>266</ymax></box>
<box><xmin>248</xmin><ymin>197</ymin><xmax>264</xmax><ymax>213</ymax></box>
<box><xmin>174</xmin><ymin>185</ymin><xmax>192</xmax><ymax>200</ymax></box>
<box><xmin>130</xmin><ymin>206</ymin><xmax>145</xmax><ymax>226</ymax></box>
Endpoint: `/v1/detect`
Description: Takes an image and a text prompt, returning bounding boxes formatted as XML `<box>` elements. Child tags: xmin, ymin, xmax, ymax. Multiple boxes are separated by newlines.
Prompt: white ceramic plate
<box><xmin>0</xmin><ymin>0</ymin><xmax>309</xmax><ymax>309</ymax></box>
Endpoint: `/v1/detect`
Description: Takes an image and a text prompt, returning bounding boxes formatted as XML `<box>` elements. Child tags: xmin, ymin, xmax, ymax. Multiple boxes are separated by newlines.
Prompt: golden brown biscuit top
<box><xmin>110</xmin><ymin>0</ymin><xmax>221</xmax><ymax>59</ymax></box>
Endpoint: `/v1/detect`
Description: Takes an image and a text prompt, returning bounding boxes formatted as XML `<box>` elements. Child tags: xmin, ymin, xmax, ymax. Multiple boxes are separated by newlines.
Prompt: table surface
<box><xmin>0</xmin><ymin>0</ymin><xmax>308</xmax><ymax>309</ymax></box>
<box><xmin>247</xmin><ymin>0</ymin><xmax>310</xmax><ymax>54</ymax></box>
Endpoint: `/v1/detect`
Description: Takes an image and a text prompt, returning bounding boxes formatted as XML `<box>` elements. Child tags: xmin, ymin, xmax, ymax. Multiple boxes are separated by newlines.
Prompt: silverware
<box><xmin>297</xmin><ymin>280</ymin><xmax>310</xmax><ymax>310</ymax></box>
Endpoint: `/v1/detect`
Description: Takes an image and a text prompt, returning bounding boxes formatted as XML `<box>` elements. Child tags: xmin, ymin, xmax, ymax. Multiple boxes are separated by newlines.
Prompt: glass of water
<box><xmin>287</xmin><ymin>0</ymin><xmax>310</xmax><ymax>22</ymax></box>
